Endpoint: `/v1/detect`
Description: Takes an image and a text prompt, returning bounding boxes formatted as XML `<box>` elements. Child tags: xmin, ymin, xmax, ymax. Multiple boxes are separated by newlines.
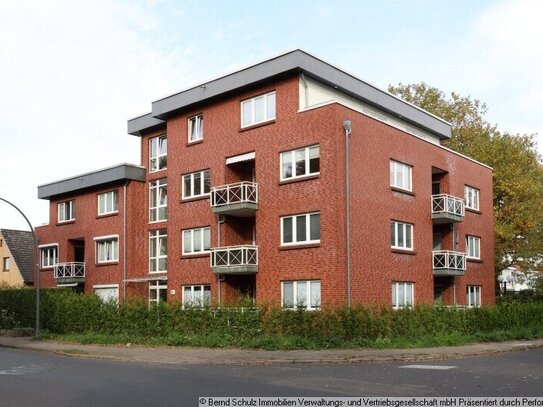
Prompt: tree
<box><xmin>389</xmin><ymin>83</ymin><xmax>543</xmax><ymax>273</ymax></box>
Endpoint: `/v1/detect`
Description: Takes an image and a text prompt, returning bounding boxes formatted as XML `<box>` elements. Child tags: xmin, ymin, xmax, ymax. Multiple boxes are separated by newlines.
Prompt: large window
<box><xmin>280</xmin><ymin>145</ymin><xmax>320</xmax><ymax>181</ymax></box>
<box><xmin>58</xmin><ymin>200</ymin><xmax>75</xmax><ymax>223</ymax></box>
<box><xmin>241</xmin><ymin>91</ymin><xmax>276</xmax><ymax>127</ymax></box>
<box><xmin>392</xmin><ymin>282</ymin><xmax>414</xmax><ymax>309</ymax></box>
<box><xmin>98</xmin><ymin>191</ymin><xmax>118</xmax><ymax>215</ymax></box>
<box><xmin>466</xmin><ymin>235</ymin><xmax>481</xmax><ymax>259</ymax></box>
<box><xmin>3</xmin><ymin>257</ymin><xmax>9</xmax><ymax>272</ymax></box>
<box><xmin>40</xmin><ymin>245</ymin><xmax>58</xmax><ymax>269</ymax></box>
<box><xmin>391</xmin><ymin>221</ymin><xmax>413</xmax><ymax>250</ymax></box>
<box><xmin>188</xmin><ymin>114</ymin><xmax>203</xmax><ymax>143</ymax></box>
<box><xmin>465</xmin><ymin>186</ymin><xmax>480</xmax><ymax>211</ymax></box>
<box><xmin>182</xmin><ymin>170</ymin><xmax>210</xmax><ymax>199</ymax></box>
<box><xmin>149</xmin><ymin>229</ymin><xmax>167</xmax><ymax>273</ymax></box>
<box><xmin>149</xmin><ymin>135</ymin><xmax>167</xmax><ymax>172</ymax></box>
<box><xmin>390</xmin><ymin>160</ymin><xmax>412</xmax><ymax>191</ymax></box>
<box><xmin>281</xmin><ymin>212</ymin><xmax>320</xmax><ymax>246</ymax></box>
<box><xmin>182</xmin><ymin>227</ymin><xmax>211</xmax><ymax>255</ymax></box>
<box><xmin>95</xmin><ymin>236</ymin><xmax>119</xmax><ymax>263</ymax></box>
<box><xmin>183</xmin><ymin>285</ymin><xmax>211</xmax><ymax>307</ymax></box>
<box><xmin>149</xmin><ymin>280</ymin><xmax>167</xmax><ymax>306</ymax></box>
<box><xmin>466</xmin><ymin>285</ymin><xmax>481</xmax><ymax>307</ymax></box>
<box><xmin>149</xmin><ymin>178</ymin><xmax>167</xmax><ymax>222</ymax></box>
<box><xmin>281</xmin><ymin>280</ymin><xmax>321</xmax><ymax>310</ymax></box>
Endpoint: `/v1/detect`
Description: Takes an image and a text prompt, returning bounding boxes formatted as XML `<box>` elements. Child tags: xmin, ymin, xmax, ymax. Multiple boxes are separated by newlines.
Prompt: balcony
<box><xmin>210</xmin><ymin>182</ymin><xmax>258</xmax><ymax>217</ymax></box>
<box><xmin>210</xmin><ymin>245</ymin><xmax>258</xmax><ymax>274</ymax></box>
<box><xmin>432</xmin><ymin>251</ymin><xmax>466</xmax><ymax>276</ymax></box>
<box><xmin>431</xmin><ymin>194</ymin><xmax>464</xmax><ymax>224</ymax></box>
<box><xmin>54</xmin><ymin>262</ymin><xmax>85</xmax><ymax>284</ymax></box>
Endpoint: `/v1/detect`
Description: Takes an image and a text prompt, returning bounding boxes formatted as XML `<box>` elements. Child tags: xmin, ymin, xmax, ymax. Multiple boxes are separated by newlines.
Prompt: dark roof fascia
<box><xmin>127</xmin><ymin>113</ymin><xmax>165</xmax><ymax>137</ymax></box>
<box><xmin>37</xmin><ymin>163</ymin><xmax>146</xmax><ymax>200</ymax></box>
<box><xmin>0</xmin><ymin>229</ymin><xmax>35</xmax><ymax>283</ymax></box>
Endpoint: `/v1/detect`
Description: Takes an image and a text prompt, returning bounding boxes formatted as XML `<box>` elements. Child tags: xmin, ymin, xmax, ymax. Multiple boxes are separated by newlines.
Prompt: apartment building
<box><xmin>37</xmin><ymin>50</ymin><xmax>494</xmax><ymax>308</ymax></box>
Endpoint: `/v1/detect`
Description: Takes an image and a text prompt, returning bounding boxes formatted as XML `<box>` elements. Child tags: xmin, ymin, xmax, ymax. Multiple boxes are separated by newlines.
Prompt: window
<box><xmin>188</xmin><ymin>114</ymin><xmax>203</xmax><ymax>143</ymax></box>
<box><xmin>183</xmin><ymin>285</ymin><xmax>211</xmax><ymax>307</ymax></box>
<box><xmin>465</xmin><ymin>186</ymin><xmax>480</xmax><ymax>211</ymax></box>
<box><xmin>391</xmin><ymin>221</ymin><xmax>413</xmax><ymax>250</ymax></box>
<box><xmin>466</xmin><ymin>235</ymin><xmax>481</xmax><ymax>259</ymax></box>
<box><xmin>98</xmin><ymin>191</ymin><xmax>118</xmax><ymax>215</ymax></box>
<box><xmin>149</xmin><ymin>135</ymin><xmax>167</xmax><ymax>172</ymax></box>
<box><xmin>280</xmin><ymin>145</ymin><xmax>320</xmax><ymax>181</ymax></box>
<box><xmin>58</xmin><ymin>200</ymin><xmax>75</xmax><ymax>223</ymax></box>
<box><xmin>241</xmin><ymin>91</ymin><xmax>276</xmax><ymax>127</ymax></box>
<box><xmin>149</xmin><ymin>280</ymin><xmax>167</xmax><ymax>306</ymax></box>
<box><xmin>149</xmin><ymin>178</ymin><xmax>167</xmax><ymax>222</ymax></box>
<box><xmin>182</xmin><ymin>170</ymin><xmax>210</xmax><ymax>199</ymax></box>
<box><xmin>40</xmin><ymin>245</ymin><xmax>58</xmax><ymax>268</ymax></box>
<box><xmin>2</xmin><ymin>257</ymin><xmax>9</xmax><ymax>272</ymax></box>
<box><xmin>392</xmin><ymin>282</ymin><xmax>414</xmax><ymax>309</ymax></box>
<box><xmin>390</xmin><ymin>160</ymin><xmax>412</xmax><ymax>191</ymax></box>
<box><xmin>94</xmin><ymin>285</ymin><xmax>119</xmax><ymax>304</ymax></box>
<box><xmin>149</xmin><ymin>229</ymin><xmax>167</xmax><ymax>273</ymax></box>
<box><xmin>182</xmin><ymin>227</ymin><xmax>211</xmax><ymax>255</ymax></box>
<box><xmin>281</xmin><ymin>280</ymin><xmax>321</xmax><ymax>310</ymax></box>
<box><xmin>466</xmin><ymin>285</ymin><xmax>481</xmax><ymax>307</ymax></box>
<box><xmin>95</xmin><ymin>236</ymin><xmax>119</xmax><ymax>263</ymax></box>
<box><xmin>281</xmin><ymin>212</ymin><xmax>320</xmax><ymax>246</ymax></box>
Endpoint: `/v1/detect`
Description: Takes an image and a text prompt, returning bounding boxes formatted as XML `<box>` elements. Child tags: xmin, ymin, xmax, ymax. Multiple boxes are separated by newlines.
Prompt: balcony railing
<box><xmin>431</xmin><ymin>194</ymin><xmax>465</xmax><ymax>224</ymax></box>
<box><xmin>54</xmin><ymin>262</ymin><xmax>86</xmax><ymax>283</ymax></box>
<box><xmin>210</xmin><ymin>182</ymin><xmax>258</xmax><ymax>217</ymax></box>
<box><xmin>432</xmin><ymin>251</ymin><xmax>466</xmax><ymax>276</ymax></box>
<box><xmin>210</xmin><ymin>245</ymin><xmax>258</xmax><ymax>274</ymax></box>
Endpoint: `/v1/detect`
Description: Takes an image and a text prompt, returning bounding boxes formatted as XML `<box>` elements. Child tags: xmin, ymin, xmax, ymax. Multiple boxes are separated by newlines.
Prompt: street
<box><xmin>0</xmin><ymin>347</ymin><xmax>541</xmax><ymax>406</ymax></box>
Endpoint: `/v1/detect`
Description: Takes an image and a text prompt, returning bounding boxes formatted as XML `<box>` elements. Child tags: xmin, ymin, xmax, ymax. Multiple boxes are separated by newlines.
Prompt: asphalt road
<box><xmin>0</xmin><ymin>347</ymin><xmax>541</xmax><ymax>406</ymax></box>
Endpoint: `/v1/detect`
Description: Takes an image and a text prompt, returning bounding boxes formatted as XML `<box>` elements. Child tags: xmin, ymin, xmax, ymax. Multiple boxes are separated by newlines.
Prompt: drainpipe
<box><xmin>217</xmin><ymin>215</ymin><xmax>225</xmax><ymax>305</ymax></box>
<box><xmin>122</xmin><ymin>181</ymin><xmax>128</xmax><ymax>303</ymax></box>
<box><xmin>343</xmin><ymin>120</ymin><xmax>352</xmax><ymax>307</ymax></box>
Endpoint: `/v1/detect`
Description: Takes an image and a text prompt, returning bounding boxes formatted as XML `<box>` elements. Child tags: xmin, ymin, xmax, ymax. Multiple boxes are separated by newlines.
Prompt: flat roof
<box><xmin>38</xmin><ymin>163</ymin><xmax>146</xmax><ymax>199</ymax></box>
<box><xmin>127</xmin><ymin>49</ymin><xmax>451</xmax><ymax>139</ymax></box>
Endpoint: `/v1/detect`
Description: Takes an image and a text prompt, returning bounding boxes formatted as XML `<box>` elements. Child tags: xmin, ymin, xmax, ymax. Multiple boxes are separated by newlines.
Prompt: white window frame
<box><xmin>182</xmin><ymin>170</ymin><xmax>210</xmax><ymax>200</ymax></box>
<box><xmin>182</xmin><ymin>227</ymin><xmax>211</xmax><ymax>255</ymax></box>
<box><xmin>392</xmin><ymin>282</ymin><xmax>414</xmax><ymax>309</ymax></box>
<box><xmin>188</xmin><ymin>114</ymin><xmax>203</xmax><ymax>143</ymax></box>
<box><xmin>466</xmin><ymin>285</ymin><xmax>481</xmax><ymax>307</ymax></box>
<box><xmin>94</xmin><ymin>235</ymin><xmax>119</xmax><ymax>264</ymax></box>
<box><xmin>391</xmin><ymin>221</ymin><xmax>414</xmax><ymax>250</ymax></box>
<box><xmin>281</xmin><ymin>280</ymin><xmax>321</xmax><ymax>310</ymax></box>
<box><xmin>149</xmin><ymin>135</ymin><xmax>167</xmax><ymax>172</ymax></box>
<box><xmin>39</xmin><ymin>244</ymin><xmax>58</xmax><ymax>269</ymax></box>
<box><xmin>182</xmin><ymin>285</ymin><xmax>211</xmax><ymax>307</ymax></box>
<box><xmin>149</xmin><ymin>280</ymin><xmax>167</xmax><ymax>306</ymax></box>
<box><xmin>465</xmin><ymin>185</ymin><xmax>480</xmax><ymax>211</ymax></box>
<box><xmin>390</xmin><ymin>160</ymin><xmax>412</xmax><ymax>191</ymax></box>
<box><xmin>149</xmin><ymin>229</ymin><xmax>167</xmax><ymax>273</ymax></box>
<box><xmin>280</xmin><ymin>145</ymin><xmax>320</xmax><ymax>181</ymax></box>
<box><xmin>58</xmin><ymin>200</ymin><xmax>75</xmax><ymax>223</ymax></box>
<box><xmin>466</xmin><ymin>235</ymin><xmax>481</xmax><ymax>259</ymax></box>
<box><xmin>3</xmin><ymin>257</ymin><xmax>10</xmax><ymax>272</ymax></box>
<box><xmin>280</xmin><ymin>212</ymin><xmax>320</xmax><ymax>246</ymax></box>
<box><xmin>93</xmin><ymin>284</ymin><xmax>119</xmax><ymax>304</ymax></box>
<box><xmin>98</xmin><ymin>190</ymin><xmax>118</xmax><ymax>216</ymax></box>
<box><xmin>241</xmin><ymin>91</ymin><xmax>276</xmax><ymax>127</ymax></box>
<box><xmin>149</xmin><ymin>178</ymin><xmax>167</xmax><ymax>222</ymax></box>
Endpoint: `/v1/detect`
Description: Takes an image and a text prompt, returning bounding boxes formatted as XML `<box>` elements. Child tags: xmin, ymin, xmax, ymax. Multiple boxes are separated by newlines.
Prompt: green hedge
<box><xmin>1</xmin><ymin>288</ymin><xmax>543</xmax><ymax>348</ymax></box>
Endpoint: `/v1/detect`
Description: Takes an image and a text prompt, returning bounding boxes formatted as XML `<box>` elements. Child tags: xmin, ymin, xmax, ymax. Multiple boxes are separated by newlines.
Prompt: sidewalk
<box><xmin>1</xmin><ymin>336</ymin><xmax>542</xmax><ymax>365</ymax></box>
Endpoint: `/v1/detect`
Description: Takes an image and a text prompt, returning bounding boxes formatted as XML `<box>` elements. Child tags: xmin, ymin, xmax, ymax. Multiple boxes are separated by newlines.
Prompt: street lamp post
<box><xmin>0</xmin><ymin>197</ymin><xmax>40</xmax><ymax>336</ymax></box>
<box><xmin>497</xmin><ymin>273</ymin><xmax>515</xmax><ymax>296</ymax></box>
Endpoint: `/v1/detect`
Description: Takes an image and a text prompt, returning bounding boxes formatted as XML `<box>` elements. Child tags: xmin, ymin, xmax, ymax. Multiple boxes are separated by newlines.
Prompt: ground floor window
<box><xmin>149</xmin><ymin>280</ymin><xmax>167</xmax><ymax>306</ymax></box>
<box><xmin>281</xmin><ymin>280</ymin><xmax>321</xmax><ymax>310</ymax></box>
<box><xmin>466</xmin><ymin>285</ymin><xmax>481</xmax><ymax>307</ymax></box>
<box><xmin>182</xmin><ymin>285</ymin><xmax>211</xmax><ymax>307</ymax></box>
<box><xmin>392</xmin><ymin>282</ymin><xmax>414</xmax><ymax>309</ymax></box>
<box><xmin>94</xmin><ymin>285</ymin><xmax>119</xmax><ymax>304</ymax></box>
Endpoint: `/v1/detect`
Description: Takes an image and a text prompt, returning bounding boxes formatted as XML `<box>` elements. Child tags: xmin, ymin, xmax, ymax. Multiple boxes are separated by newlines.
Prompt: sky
<box><xmin>1</xmin><ymin>0</ymin><xmax>542</xmax><ymax>231</ymax></box>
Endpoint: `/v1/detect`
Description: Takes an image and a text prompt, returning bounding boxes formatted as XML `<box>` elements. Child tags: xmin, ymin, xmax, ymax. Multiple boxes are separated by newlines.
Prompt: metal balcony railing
<box><xmin>54</xmin><ymin>262</ymin><xmax>86</xmax><ymax>279</ymax></box>
<box><xmin>210</xmin><ymin>245</ymin><xmax>258</xmax><ymax>274</ymax></box>
<box><xmin>432</xmin><ymin>251</ymin><xmax>466</xmax><ymax>275</ymax></box>
<box><xmin>432</xmin><ymin>194</ymin><xmax>465</xmax><ymax>217</ymax></box>
<box><xmin>210</xmin><ymin>182</ymin><xmax>258</xmax><ymax>215</ymax></box>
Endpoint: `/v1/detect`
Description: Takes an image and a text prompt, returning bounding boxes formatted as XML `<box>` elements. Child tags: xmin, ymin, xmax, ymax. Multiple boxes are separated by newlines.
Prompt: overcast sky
<box><xmin>1</xmin><ymin>0</ymin><xmax>542</xmax><ymax>230</ymax></box>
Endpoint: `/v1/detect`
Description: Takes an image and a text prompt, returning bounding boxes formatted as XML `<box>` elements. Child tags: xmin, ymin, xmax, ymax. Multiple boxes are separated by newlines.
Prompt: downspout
<box><xmin>343</xmin><ymin>120</ymin><xmax>352</xmax><ymax>307</ymax></box>
<box><xmin>123</xmin><ymin>181</ymin><xmax>128</xmax><ymax>303</ymax></box>
<box><xmin>217</xmin><ymin>215</ymin><xmax>225</xmax><ymax>305</ymax></box>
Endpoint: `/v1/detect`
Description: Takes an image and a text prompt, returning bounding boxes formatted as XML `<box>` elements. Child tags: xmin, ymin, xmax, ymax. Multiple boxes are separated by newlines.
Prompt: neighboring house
<box><xmin>498</xmin><ymin>265</ymin><xmax>535</xmax><ymax>293</ymax></box>
<box><xmin>36</xmin><ymin>49</ymin><xmax>494</xmax><ymax>308</ymax></box>
<box><xmin>0</xmin><ymin>229</ymin><xmax>35</xmax><ymax>287</ymax></box>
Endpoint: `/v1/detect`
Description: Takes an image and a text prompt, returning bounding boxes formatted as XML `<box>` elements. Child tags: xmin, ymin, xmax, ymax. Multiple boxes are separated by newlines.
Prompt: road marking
<box><xmin>0</xmin><ymin>365</ymin><xmax>47</xmax><ymax>375</ymax></box>
<box><xmin>399</xmin><ymin>365</ymin><xmax>457</xmax><ymax>370</ymax></box>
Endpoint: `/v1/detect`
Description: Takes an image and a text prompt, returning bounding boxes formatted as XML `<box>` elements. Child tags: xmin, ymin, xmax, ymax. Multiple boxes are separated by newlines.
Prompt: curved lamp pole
<box><xmin>0</xmin><ymin>197</ymin><xmax>40</xmax><ymax>336</ymax></box>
